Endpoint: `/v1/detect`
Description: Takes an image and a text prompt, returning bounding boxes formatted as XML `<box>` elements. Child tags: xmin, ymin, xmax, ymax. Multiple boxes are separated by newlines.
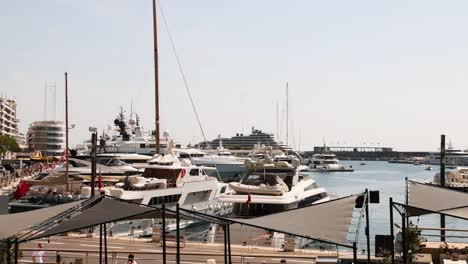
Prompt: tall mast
<box><xmin>65</xmin><ymin>72</ymin><xmax>69</xmax><ymax>192</ymax></box>
<box><xmin>152</xmin><ymin>0</ymin><xmax>160</xmax><ymax>154</ymax></box>
<box><xmin>276</xmin><ymin>102</ymin><xmax>279</xmax><ymax>148</ymax></box>
<box><xmin>286</xmin><ymin>82</ymin><xmax>289</xmax><ymax>150</ymax></box>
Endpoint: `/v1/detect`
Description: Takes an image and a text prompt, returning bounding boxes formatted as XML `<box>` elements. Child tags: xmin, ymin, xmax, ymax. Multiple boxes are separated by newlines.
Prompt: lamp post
<box><xmin>89</xmin><ymin>127</ymin><xmax>97</xmax><ymax>197</ymax></box>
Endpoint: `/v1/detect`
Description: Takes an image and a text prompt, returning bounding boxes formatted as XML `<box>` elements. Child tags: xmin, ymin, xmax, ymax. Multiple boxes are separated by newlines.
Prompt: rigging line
<box><xmin>158</xmin><ymin>1</ymin><xmax>208</xmax><ymax>147</ymax></box>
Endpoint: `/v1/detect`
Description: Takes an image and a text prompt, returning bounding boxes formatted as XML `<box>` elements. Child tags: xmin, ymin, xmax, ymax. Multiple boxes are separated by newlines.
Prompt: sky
<box><xmin>1</xmin><ymin>0</ymin><xmax>468</xmax><ymax>151</ymax></box>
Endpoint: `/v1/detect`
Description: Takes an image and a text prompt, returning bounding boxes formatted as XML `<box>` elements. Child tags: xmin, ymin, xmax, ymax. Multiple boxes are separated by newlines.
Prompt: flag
<box><xmin>14</xmin><ymin>181</ymin><xmax>29</xmax><ymax>200</ymax></box>
<box><xmin>246</xmin><ymin>192</ymin><xmax>251</xmax><ymax>207</ymax></box>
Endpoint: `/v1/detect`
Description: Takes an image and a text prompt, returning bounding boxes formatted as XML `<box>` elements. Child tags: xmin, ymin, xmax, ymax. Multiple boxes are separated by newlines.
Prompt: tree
<box><xmin>0</xmin><ymin>135</ymin><xmax>21</xmax><ymax>158</ymax></box>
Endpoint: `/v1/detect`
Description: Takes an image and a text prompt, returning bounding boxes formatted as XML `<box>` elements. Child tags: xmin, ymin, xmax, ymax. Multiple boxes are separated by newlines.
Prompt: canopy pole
<box><xmin>365</xmin><ymin>189</ymin><xmax>370</xmax><ymax>264</ymax></box>
<box><xmin>402</xmin><ymin>213</ymin><xmax>407</xmax><ymax>264</ymax></box>
<box><xmin>176</xmin><ymin>203</ymin><xmax>180</xmax><ymax>264</ymax></box>
<box><xmin>14</xmin><ymin>238</ymin><xmax>18</xmax><ymax>264</ymax></box>
<box><xmin>104</xmin><ymin>223</ymin><xmax>108</xmax><ymax>264</ymax></box>
<box><xmin>223</xmin><ymin>225</ymin><xmax>228</xmax><ymax>264</ymax></box>
<box><xmin>353</xmin><ymin>241</ymin><xmax>357</xmax><ymax>264</ymax></box>
<box><xmin>99</xmin><ymin>225</ymin><xmax>102</xmax><ymax>264</ymax></box>
<box><xmin>440</xmin><ymin>134</ymin><xmax>446</xmax><ymax>241</ymax></box>
<box><xmin>6</xmin><ymin>239</ymin><xmax>11</xmax><ymax>264</ymax></box>
<box><xmin>162</xmin><ymin>203</ymin><xmax>166</xmax><ymax>264</ymax></box>
<box><xmin>227</xmin><ymin>224</ymin><xmax>232</xmax><ymax>264</ymax></box>
<box><xmin>389</xmin><ymin>198</ymin><xmax>395</xmax><ymax>264</ymax></box>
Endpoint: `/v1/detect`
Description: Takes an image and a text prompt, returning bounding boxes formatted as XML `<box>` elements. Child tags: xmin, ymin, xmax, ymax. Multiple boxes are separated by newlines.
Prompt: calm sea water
<box><xmin>305</xmin><ymin>160</ymin><xmax>468</xmax><ymax>251</ymax></box>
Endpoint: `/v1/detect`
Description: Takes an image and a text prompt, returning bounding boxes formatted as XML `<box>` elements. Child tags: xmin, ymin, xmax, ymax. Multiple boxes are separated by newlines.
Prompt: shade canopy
<box><xmin>230</xmin><ymin>195</ymin><xmax>359</xmax><ymax>245</ymax></box>
<box><xmin>26</xmin><ymin>197</ymin><xmax>165</xmax><ymax>241</ymax></box>
<box><xmin>403</xmin><ymin>181</ymin><xmax>468</xmax><ymax>218</ymax></box>
<box><xmin>0</xmin><ymin>200</ymin><xmax>83</xmax><ymax>240</ymax></box>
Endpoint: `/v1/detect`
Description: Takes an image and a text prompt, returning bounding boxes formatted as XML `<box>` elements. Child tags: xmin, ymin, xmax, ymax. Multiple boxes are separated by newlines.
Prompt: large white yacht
<box><xmin>219</xmin><ymin>158</ymin><xmax>329</xmax><ymax>218</ymax></box>
<box><xmin>49</xmin><ymin>158</ymin><xmax>140</xmax><ymax>176</ymax></box>
<box><xmin>174</xmin><ymin>144</ymin><xmax>247</xmax><ymax>182</ymax></box>
<box><xmin>307</xmin><ymin>153</ymin><xmax>354</xmax><ymax>172</ymax></box>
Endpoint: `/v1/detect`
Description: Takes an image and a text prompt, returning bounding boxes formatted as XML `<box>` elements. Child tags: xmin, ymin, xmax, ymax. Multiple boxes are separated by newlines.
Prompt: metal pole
<box><xmin>440</xmin><ymin>134</ymin><xmax>446</xmax><ymax>241</ymax></box>
<box><xmin>405</xmin><ymin>177</ymin><xmax>409</xmax><ymax>233</ymax></box>
<box><xmin>365</xmin><ymin>190</ymin><xmax>370</xmax><ymax>264</ymax></box>
<box><xmin>389</xmin><ymin>198</ymin><xmax>395</xmax><ymax>264</ymax></box>
<box><xmin>162</xmin><ymin>203</ymin><xmax>166</xmax><ymax>264</ymax></box>
<box><xmin>227</xmin><ymin>224</ymin><xmax>232</xmax><ymax>264</ymax></box>
<box><xmin>176</xmin><ymin>203</ymin><xmax>180</xmax><ymax>264</ymax></box>
<box><xmin>91</xmin><ymin>132</ymin><xmax>97</xmax><ymax>197</ymax></box>
<box><xmin>104</xmin><ymin>223</ymin><xmax>108</xmax><ymax>264</ymax></box>
<box><xmin>99</xmin><ymin>224</ymin><xmax>103</xmax><ymax>264</ymax></box>
<box><xmin>152</xmin><ymin>0</ymin><xmax>160</xmax><ymax>155</ymax></box>
<box><xmin>353</xmin><ymin>241</ymin><xmax>357</xmax><ymax>264</ymax></box>
<box><xmin>402</xmin><ymin>213</ymin><xmax>407</xmax><ymax>264</ymax></box>
<box><xmin>64</xmin><ymin>72</ymin><xmax>69</xmax><ymax>192</ymax></box>
<box><xmin>224</xmin><ymin>225</ymin><xmax>228</xmax><ymax>264</ymax></box>
<box><xmin>6</xmin><ymin>239</ymin><xmax>11</xmax><ymax>264</ymax></box>
<box><xmin>14</xmin><ymin>239</ymin><xmax>18</xmax><ymax>264</ymax></box>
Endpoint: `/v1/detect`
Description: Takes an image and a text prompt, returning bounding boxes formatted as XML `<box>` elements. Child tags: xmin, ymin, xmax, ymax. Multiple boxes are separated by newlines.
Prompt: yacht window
<box><xmin>179</xmin><ymin>153</ymin><xmax>190</xmax><ymax>159</ymax></box>
<box><xmin>189</xmin><ymin>169</ymin><xmax>199</xmax><ymax>176</ymax></box>
<box><xmin>304</xmin><ymin>182</ymin><xmax>319</xmax><ymax>191</ymax></box>
<box><xmin>140</xmin><ymin>144</ymin><xmax>146</xmax><ymax>148</ymax></box>
<box><xmin>148</xmin><ymin>194</ymin><xmax>181</xmax><ymax>205</ymax></box>
<box><xmin>183</xmin><ymin>190</ymin><xmax>212</xmax><ymax>205</ymax></box>
<box><xmin>298</xmin><ymin>192</ymin><xmax>328</xmax><ymax>207</ymax></box>
<box><xmin>220</xmin><ymin>186</ymin><xmax>227</xmax><ymax>194</ymax></box>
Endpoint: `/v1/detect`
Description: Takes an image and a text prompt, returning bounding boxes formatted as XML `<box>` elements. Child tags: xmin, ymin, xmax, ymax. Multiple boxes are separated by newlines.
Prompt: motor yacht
<box><xmin>307</xmin><ymin>153</ymin><xmax>354</xmax><ymax>172</ymax></box>
<box><xmin>49</xmin><ymin>158</ymin><xmax>140</xmax><ymax>176</ymax></box>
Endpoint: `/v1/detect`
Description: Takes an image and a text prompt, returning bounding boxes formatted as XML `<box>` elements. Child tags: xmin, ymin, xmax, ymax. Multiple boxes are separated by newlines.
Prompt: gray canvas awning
<box><xmin>229</xmin><ymin>195</ymin><xmax>359</xmax><ymax>245</ymax></box>
<box><xmin>402</xmin><ymin>181</ymin><xmax>468</xmax><ymax>218</ymax></box>
<box><xmin>25</xmin><ymin>197</ymin><xmax>164</xmax><ymax>241</ymax></box>
<box><xmin>0</xmin><ymin>200</ymin><xmax>84</xmax><ymax>240</ymax></box>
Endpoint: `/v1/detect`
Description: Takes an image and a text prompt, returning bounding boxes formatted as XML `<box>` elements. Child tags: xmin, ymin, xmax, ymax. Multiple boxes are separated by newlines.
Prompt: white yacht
<box><xmin>428</xmin><ymin>167</ymin><xmax>468</xmax><ymax>192</ymax></box>
<box><xmin>219</xmin><ymin>158</ymin><xmax>329</xmax><ymax>218</ymax></box>
<box><xmin>247</xmin><ymin>144</ymin><xmax>309</xmax><ymax>172</ymax></box>
<box><xmin>49</xmin><ymin>158</ymin><xmax>140</xmax><ymax>176</ymax></box>
<box><xmin>99</xmin><ymin>146</ymin><xmax>232</xmax><ymax>235</ymax></box>
<box><xmin>174</xmin><ymin>144</ymin><xmax>247</xmax><ymax>182</ymax></box>
<box><xmin>307</xmin><ymin>153</ymin><xmax>354</xmax><ymax>172</ymax></box>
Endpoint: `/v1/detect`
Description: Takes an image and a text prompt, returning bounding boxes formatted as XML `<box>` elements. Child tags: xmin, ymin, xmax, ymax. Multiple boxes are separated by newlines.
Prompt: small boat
<box><xmin>360</xmin><ymin>162</ymin><xmax>366</xmax><ymax>166</ymax></box>
<box><xmin>425</xmin><ymin>166</ymin><xmax>432</xmax><ymax>171</ymax></box>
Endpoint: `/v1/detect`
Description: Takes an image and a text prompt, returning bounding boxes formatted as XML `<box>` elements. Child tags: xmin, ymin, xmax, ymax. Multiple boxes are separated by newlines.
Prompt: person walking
<box><xmin>32</xmin><ymin>243</ymin><xmax>46</xmax><ymax>264</ymax></box>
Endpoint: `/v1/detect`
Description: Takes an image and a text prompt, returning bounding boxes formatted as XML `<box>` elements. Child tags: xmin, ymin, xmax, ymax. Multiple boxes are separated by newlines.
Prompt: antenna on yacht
<box><xmin>152</xmin><ymin>0</ymin><xmax>161</xmax><ymax>155</ymax></box>
<box><xmin>65</xmin><ymin>72</ymin><xmax>70</xmax><ymax>192</ymax></box>
<box><xmin>286</xmin><ymin>82</ymin><xmax>289</xmax><ymax>152</ymax></box>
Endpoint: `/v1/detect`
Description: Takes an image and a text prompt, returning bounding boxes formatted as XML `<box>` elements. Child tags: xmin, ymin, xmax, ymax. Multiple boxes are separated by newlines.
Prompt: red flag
<box><xmin>14</xmin><ymin>181</ymin><xmax>29</xmax><ymax>200</ymax></box>
<box><xmin>98</xmin><ymin>174</ymin><xmax>103</xmax><ymax>190</ymax></box>
<box><xmin>246</xmin><ymin>192</ymin><xmax>251</xmax><ymax>207</ymax></box>
<box><xmin>39</xmin><ymin>163</ymin><xmax>44</xmax><ymax>173</ymax></box>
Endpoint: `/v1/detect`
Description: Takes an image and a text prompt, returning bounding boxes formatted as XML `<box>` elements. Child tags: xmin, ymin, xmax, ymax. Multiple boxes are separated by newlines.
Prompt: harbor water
<box><xmin>306</xmin><ymin>160</ymin><xmax>468</xmax><ymax>251</ymax></box>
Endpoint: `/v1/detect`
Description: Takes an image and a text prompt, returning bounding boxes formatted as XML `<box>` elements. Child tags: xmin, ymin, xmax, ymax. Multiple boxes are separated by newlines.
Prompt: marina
<box><xmin>2</xmin><ymin>0</ymin><xmax>468</xmax><ymax>264</ymax></box>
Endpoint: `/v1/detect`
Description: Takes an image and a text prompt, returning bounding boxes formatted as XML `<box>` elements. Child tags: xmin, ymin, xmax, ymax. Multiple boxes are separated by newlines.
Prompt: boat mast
<box><xmin>65</xmin><ymin>72</ymin><xmax>69</xmax><ymax>192</ymax></box>
<box><xmin>286</xmin><ymin>82</ymin><xmax>289</xmax><ymax>152</ymax></box>
<box><xmin>152</xmin><ymin>0</ymin><xmax>160</xmax><ymax>154</ymax></box>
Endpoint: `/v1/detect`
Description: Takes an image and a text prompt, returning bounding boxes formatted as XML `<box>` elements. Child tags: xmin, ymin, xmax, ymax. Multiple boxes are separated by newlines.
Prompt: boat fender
<box><xmin>179</xmin><ymin>169</ymin><xmax>186</xmax><ymax>178</ymax></box>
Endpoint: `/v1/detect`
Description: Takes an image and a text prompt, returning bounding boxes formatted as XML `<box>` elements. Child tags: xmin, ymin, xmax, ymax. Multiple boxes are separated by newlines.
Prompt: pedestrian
<box><xmin>99</xmin><ymin>137</ymin><xmax>107</xmax><ymax>153</ymax></box>
<box><xmin>32</xmin><ymin>243</ymin><xmax>46</xmax><ymax>264</ymax></box>
<box><xmin>127</xmin><ymin>254</ymin><xmax>137</xmax><ymax>264</ymax></box>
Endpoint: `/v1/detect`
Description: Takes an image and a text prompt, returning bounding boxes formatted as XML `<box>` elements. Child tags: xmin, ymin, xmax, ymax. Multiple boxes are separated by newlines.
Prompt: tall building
<box><xmin>0</xmin><ymin>97</ymin><xmax>20</xmax><ymax>138</ymax></box>
<box><xmin>27</xmin><ymin>121</ymin><xmax>64</xmax><ymax>156</ymax></box>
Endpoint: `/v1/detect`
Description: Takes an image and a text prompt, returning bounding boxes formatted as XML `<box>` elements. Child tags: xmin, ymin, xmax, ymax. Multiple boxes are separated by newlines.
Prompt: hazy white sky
<box><xmin>2</xmin><ymin>0</ymin><xmax>468</xmax><ymax>151</ymax></box>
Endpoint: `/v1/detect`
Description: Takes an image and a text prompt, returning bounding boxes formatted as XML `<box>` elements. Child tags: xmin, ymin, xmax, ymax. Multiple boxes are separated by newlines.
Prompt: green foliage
<box><xmin>395</xmin><ymin>223</ymin><xmax>426</xmax><ymax>263</ymax></box>
<box><xmin>0</xmin><ymin>135</ymin><xmax>20</xmax><ymax>155</ymax></box>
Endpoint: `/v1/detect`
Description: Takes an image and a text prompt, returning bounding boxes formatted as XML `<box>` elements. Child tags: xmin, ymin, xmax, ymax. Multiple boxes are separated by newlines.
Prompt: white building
<box><xmin>27</xmin><ymin>121</ymin><xmax>64</xmax><ymax>156</ymax></box>
<box><xmin>0</xmin><ymin>97</ymin><xmax>19</xmax><ymax>138</ymax></box>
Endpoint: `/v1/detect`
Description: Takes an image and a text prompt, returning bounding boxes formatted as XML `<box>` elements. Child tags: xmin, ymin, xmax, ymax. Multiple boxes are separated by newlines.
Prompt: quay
<box><xmin>19</xmin><ymin>235</ymin><xmax>370</xmax><ymax>264</ymax></box>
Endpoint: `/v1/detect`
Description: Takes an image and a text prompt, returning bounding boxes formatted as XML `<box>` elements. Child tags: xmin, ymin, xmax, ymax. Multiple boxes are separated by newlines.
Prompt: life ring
<box><xmin>179</xmin><ymin>169</ymin><xmax>186</xmax><ymax>178</ymax></box>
